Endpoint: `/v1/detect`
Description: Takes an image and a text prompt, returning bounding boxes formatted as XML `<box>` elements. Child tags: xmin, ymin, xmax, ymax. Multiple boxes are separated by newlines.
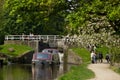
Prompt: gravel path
<box><xmin>88</xmin><ymin>62</ymin><xmax>120</xmax><ymax>80</ymax></box>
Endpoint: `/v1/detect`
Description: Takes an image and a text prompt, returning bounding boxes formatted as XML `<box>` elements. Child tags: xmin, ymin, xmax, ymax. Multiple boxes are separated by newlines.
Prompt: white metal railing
<box><xmin>5</xmin><ymin>35</ymin><xmax>64</xmax><ymax>41</ymax></box>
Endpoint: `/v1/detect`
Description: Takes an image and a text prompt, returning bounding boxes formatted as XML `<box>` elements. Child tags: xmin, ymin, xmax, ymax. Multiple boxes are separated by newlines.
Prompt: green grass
<box><xmin>72</xmin><ymin>48</ymin><xmax>91</xmax><ymax>63</ymax></box>
<box><xmin>111</xmin><ymin>66</ymin><xmax>120</xmax><ymax>74</ymax></box>
<box><xmin>59</xmin><ymin>48</ymin><xmax>95</xmax><ymax>80</ymax></box>
<box><xmin>59</xmin><ymin>64</ymin><xmax>94</xmax><ymax>80</ymax></box>
<box><xmin>0</xmin><ymin>44</ymin><xmax>33</xmax><ymax>57</ymax></box>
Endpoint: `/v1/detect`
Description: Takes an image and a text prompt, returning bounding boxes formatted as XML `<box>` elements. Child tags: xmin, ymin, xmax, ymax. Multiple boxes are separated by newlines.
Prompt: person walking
<box><xmin>91</xmin><ymin>51</ymin><xmax>96</xmax><ymax>63</ymax></box>
<box><xmin>105</xmin><ymin>54</ymin><xmax>110</xmax><ymax>63</ymax></box>
<box><xmin>94</xmin><ymin>52</ymin><xmax>97</xmax><ymax>64</ymax></box>
<box><xmin>98</xmin><ymin>52</ymin><xmax>103</xmax><ymax>63</ymax></box>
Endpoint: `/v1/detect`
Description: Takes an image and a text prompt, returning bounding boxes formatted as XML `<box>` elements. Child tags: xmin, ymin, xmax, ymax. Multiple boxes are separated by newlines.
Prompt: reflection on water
<box><xmin>32</xmin><ymin>64</ymin><xmax>64</xmax><ymax>80</ymax></box>
<box><xmin>0</xmin><ymin>64</ymin><xmax>32</xmax><ymax>80</ymax></box>
<box><xmin>0</xmin><ymin>63</ymin><xmax>71</xmax><ymax>80</ymax></box>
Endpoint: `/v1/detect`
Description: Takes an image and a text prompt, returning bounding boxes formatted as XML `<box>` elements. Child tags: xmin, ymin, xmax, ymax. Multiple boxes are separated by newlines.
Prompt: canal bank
<box><xmin>0</xmin><ymin>52</ymin><xmax>9</xmax><ymax>65</ymax></box>
<box><xmin>0</xmin><ymin>44</ymin><xmax>34</xmax><ymax>64</ymax></box>
<box><xmin>58</xmin><ymin>48</ymin><xmax>94</xmax><ymax>80</ymax></box>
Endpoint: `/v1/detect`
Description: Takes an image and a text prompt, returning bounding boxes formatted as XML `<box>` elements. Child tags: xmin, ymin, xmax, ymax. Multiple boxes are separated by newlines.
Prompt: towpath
<box><xmin>88</xmin><ymin>62</ymin><xmax>120</xmax><ymax>80</ymax></box>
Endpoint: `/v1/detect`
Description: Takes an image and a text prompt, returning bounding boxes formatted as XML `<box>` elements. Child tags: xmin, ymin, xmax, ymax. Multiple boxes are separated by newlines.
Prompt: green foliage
<box><xmin>96</xmin><ymin>46</ymin><xmax>109</xmax><ymax>55</ymax></box>
<box><xmin>0</xmin><ymin>44</ymin><xmax>33</xmax><ymax>57</ymax></box>
<box><xmin>110</xmin><ymin>47</ymin><xmax>120</xmax><ymax>63</ymax></box>
<box><xmin>1</xmin><ymin>0</ymin><xmax>120</xmax><ymax>35</ymax></box>
<box><xmin>111</xmin><ymin>66</ymin><xmax>120</xmax><ymax>74</ymax></box>
<box><xmin>0</xmin><ymin>0</ymin><xmax>4</xmax><ymax>32</ymax></box>
<box><xmin>3</xmin><ymin>0</ymin><xmax>68</xmax><ymax>35</ymax></box>
<box><xmin>65</xmin><ymin>0</ymin><xmax>120</xmax><ymax>34</ymax></box>
<box><xmin>72</xmin><ymin>48</ymin><xmax>90</xmax><ymax>63</ymax></box>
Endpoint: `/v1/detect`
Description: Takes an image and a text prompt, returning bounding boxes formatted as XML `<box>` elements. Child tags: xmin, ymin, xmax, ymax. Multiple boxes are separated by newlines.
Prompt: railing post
<box><xmin>54</xmin><ymin>35</ymin><xmax>56</xmax><ymax>47</ymax></box>
<box><xmin>5</xmin><ymin>35</ymin><xmax>8</xmax><ymax>40</ymax></box>
<box><xmin>36</xmin><ymin>40</ymin><xmax>39</xmax><ymax>53</ymax></box>
<box><xmin>47</xmin><ymin>35</ymin><xmax>49</xmax><ymax>42</ymax></box>
<box><xmin>22</xmin><ymin>35</ymin><xmax>24</xmax><ymax>41</ymax></box>
<box><xmin>11</xmin><ymin>35</ymin><xmax>14</xmax><ymax>40</ymax></box>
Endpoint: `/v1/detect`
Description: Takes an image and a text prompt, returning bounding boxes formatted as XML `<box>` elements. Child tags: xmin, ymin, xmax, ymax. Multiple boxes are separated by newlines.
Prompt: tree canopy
<box><xmin>0</xmin><ymin>0</ymin><xmax>119</xmax><ymax>35</ymax></box>
<box><xmin>65</xmin><ymin>0</ymin><xmax>120</xmax><ymax>35</ymax></box>
<box><xmin>3</xmin><ymin>0</ymin><xmax>69</xmax><ymax>35</ymax></box>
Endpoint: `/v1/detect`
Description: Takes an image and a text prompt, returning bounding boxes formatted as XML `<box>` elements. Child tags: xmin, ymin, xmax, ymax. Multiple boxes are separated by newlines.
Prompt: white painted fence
<box><xmin>5</xmin><ymin>35</ymin><xmax>64</xmax><ymax>41</ymax></box>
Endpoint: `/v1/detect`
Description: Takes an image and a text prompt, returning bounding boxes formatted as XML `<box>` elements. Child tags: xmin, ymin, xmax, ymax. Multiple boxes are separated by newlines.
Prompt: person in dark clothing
<box><xmin>98</xmin><ymin>52</ymin><xmax>103</xmax><ymax>63</ymax></box>
<box><xmin>94</xmin><ymin>53</ymin><xmax>97</xmax><ymax>63</ymax></box>
<box><xmin>105</xmin><ymin>54</ymin><xmax>110</xmax><ymax>63</ymax></box>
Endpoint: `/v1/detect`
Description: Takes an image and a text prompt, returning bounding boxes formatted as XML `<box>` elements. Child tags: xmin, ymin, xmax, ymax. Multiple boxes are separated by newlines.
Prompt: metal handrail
<box><xmin>5</xmin><ymin>35</ymin><xmax>64</xmax><ymax>41</ymax></box>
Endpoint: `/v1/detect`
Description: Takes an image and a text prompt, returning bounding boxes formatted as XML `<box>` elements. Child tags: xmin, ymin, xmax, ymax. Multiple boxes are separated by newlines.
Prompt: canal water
<box><xmin>0</xmin><ymin>63</ymin><xmax>74</xmax><ymax>80</ymax></box>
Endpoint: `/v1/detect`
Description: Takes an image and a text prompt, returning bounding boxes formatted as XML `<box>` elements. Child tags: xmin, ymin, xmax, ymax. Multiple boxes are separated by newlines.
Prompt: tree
<box><xmin>0</xmin><ymin>0</ymin><xmax>5</xmax><ymax>44</ymax></box>
<box><xmin>107</xmin><ymin>0</ymin><xmax>120</xmax><ymax>34</ymax></box>
<box><xmin>0</xmin><ymin>0</ymin><xmax>4</xmax><ymax>30</ymax></box>
<box><xmin>3</xmin><ymin>0</ymin><xmax>68</xmax><ymax>35</ymax></box>
<box><xmin>65</xmin><ymin>0</ymin><xmax>120</xmax><ymax>35</ymax></box>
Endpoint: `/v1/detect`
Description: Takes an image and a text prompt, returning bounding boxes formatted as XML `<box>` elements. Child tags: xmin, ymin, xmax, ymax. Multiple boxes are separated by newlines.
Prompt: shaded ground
<box><xmin>88</xmin><ymin>62</ymin><xmax>120</xmax><ymax>80</ymax></box>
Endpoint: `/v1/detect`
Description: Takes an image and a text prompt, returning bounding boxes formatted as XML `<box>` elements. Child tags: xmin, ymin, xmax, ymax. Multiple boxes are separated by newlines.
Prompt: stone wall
<box><xmin>4</xmin><ymin>40</ymin><xmax>37</xmax><ymax>50</ymax></box>
<box><xmin>11</xmin><ymin>50</ymin><xmax>34</xmax><ymax>64</ymax></box>
<box><xmin>67</xmin><ymin>49</ymin><xmax>82</xmax><ymax>65</ymax></box>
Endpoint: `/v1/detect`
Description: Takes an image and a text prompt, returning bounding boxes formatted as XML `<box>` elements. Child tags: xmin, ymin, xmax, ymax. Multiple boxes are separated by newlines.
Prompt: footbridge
<box><xmin>5</xmin><ymin>35</ymin><xmax>64</xmax><ymax>41</ymax></box>
<box><xmin>5</xmin><ymin>35</ymin><xmax>66</xmax><ymax>52</ymax></box>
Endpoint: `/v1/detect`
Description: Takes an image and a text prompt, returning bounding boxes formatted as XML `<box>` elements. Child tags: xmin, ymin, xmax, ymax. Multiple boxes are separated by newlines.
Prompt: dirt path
<box><xmin>88</xmin><ymin>62</ymin><xmax>120</xmax><ymax>80</ymax></box>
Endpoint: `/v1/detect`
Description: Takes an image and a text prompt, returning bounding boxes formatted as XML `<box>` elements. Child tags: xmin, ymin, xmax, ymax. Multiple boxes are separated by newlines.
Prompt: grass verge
<box><xmin>0</xmin><ymin>44</ymin><xmax>33</xmax><ymax>57</ymax></box>
<box><xmin>111</xmin><ymin>66</ymin><xmax>120</xmax><ymax>74</ymax></box>
<box><xmin>59</xmin><ymin>48</ymin><xmax>95</xmax><ymax>80</ymax></box>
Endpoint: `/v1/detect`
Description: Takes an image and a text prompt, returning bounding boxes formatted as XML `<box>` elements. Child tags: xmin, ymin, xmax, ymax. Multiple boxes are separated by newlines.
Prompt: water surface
<box><xmin>0</xmin><ymin>63</ymin><xmax>70</xmax><ymax>80</ymax></box>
